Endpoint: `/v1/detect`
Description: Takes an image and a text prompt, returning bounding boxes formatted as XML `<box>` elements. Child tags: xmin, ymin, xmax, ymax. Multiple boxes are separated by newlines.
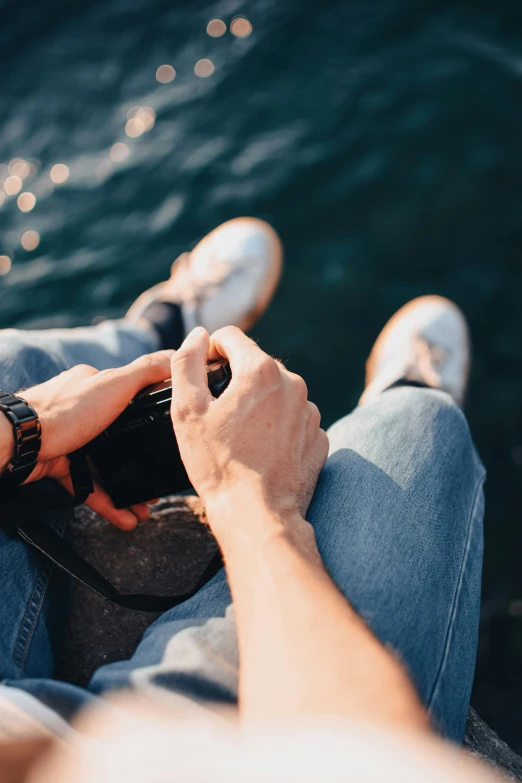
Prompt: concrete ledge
<box><xmin>58</xmin><ymin>496</ymin><xmax>218</xmax><ymax>686</ymax></box>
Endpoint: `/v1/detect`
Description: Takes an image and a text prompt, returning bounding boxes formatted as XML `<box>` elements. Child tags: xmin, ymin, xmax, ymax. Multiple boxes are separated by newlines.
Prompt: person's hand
<box><xmin>0</xmin><ymin>352</ymin><xmax>173</xmax><ymax>530</ymax></box>
<box><xmin>170</xmin><ymin>326</ymin><xmax>329</xmax><ymax>541</ymax></box>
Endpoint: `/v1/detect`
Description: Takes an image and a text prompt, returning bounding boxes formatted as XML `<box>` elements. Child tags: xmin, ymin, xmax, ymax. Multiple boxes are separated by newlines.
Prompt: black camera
<box><xmin>87</xmin><ymin>359</ymin><xmax>231</xmax><ymax>508</ymax></box>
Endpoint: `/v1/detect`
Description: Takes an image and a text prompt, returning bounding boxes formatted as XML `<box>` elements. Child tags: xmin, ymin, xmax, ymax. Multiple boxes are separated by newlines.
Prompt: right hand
<box><xmin>169</xmin><ymin>326</ymin><xmax>329</xmax><ymax>538</ymax></box>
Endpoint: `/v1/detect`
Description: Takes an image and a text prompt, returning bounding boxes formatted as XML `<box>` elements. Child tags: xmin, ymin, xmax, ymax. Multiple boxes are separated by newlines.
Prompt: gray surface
<box><xmin>465</xmin><ymin>709</ymin><xmax>522</xmax><ymax>781</ymax></box>
<box><xmin>59</xmin><ymin>498</ymin><xmax>522</xmax><ymax>779</ymax></box>
<box><xmin>58</xmin><ymin>496</ymin><xmax>218</xmax><ymax>686</ymax></box>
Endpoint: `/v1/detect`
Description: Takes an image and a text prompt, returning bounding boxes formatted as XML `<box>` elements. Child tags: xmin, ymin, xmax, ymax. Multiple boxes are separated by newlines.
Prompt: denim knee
<box><xmin>327</xmin><ymin>386</ymin><xmax>485</xmax><ymax>493</ymax></box>
<box><xmin>0</xmin><ymin>329</ymin><xmax>62</xmax><ymax>390</ymax></box>
<box><xmin>386</xmin><ymin>386</ymin><xmax>485</xmax><ymax>476</ymax></box>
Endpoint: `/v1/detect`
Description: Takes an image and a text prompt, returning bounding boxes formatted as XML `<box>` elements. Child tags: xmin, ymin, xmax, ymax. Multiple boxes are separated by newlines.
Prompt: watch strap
<box><xmin>0</xmin><ymin>390</ymin><xmax>41</xmax><ymax>486</ymax></box>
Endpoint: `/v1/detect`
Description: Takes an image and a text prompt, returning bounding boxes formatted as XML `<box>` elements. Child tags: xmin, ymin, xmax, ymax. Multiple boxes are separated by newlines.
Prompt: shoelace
<box><xmin>409</xmin><ymin>335</ymin><xmax>449</xmax><ymax>387</ymax></box>
<box><xmin>170</xmin><ymin>250</ymin><xmax>248</xmax><ymax>320</ymax></box>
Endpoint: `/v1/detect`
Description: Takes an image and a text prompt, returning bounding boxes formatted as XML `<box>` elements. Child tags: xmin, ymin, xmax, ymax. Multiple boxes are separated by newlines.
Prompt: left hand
<box><xmin>0</xmin><ymin>352</ymin><xmax>173</xmax><ymax>530</ymax></box>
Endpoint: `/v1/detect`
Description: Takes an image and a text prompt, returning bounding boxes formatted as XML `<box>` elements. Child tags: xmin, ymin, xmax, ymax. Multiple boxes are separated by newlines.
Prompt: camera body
<box><xmin>87</xmin><ymin>360</ymin><xmax>231</xmax><ymax>508</ymax></box>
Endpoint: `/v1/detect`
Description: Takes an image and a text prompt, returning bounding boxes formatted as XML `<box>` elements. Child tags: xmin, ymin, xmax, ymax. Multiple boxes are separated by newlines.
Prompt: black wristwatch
<box><xmin>0</xmin><ymin>390</ymin><xmax>41</xmax><ymax>487</ymax></box>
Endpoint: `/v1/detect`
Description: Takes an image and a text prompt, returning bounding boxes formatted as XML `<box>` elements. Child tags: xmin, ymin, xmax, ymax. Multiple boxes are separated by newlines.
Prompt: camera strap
<box><xmin>0</xmin><ymin>451</ymin><xmax>224</xmax><ymax>612</ymax></box>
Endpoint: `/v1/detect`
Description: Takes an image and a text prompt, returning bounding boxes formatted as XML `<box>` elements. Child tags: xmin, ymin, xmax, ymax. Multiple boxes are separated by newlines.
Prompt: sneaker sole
<box><xmin>365</xmin><ymin>294</ymin><xmax>471</xmax><ymax>399</ymax></box>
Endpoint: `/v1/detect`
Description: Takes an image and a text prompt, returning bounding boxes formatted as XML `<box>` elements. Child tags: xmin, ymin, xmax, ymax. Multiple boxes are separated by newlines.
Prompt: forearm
<box><xmin>208</xmin><ymin>491</ymin><xmax>429</xmax><ymax>732</ymax></box>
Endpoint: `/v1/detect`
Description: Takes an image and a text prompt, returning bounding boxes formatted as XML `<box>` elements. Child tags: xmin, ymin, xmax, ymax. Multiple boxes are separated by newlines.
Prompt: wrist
<box><xmin>0</xmin><ymin>411</ymin><xmax>15</xmax><ymax>473</ymax></box>
<box><xmin>204</xmin><ymin>484</ymin><xmax>317</xmax><ymax>559</ymax></box>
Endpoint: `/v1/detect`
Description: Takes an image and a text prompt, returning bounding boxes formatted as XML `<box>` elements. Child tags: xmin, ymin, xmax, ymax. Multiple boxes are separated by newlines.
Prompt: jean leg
<box><xmin>0</xmin><ymin>320</ymin><xmax>159</xmax><ymax>391</ymax></box>
<box><xmin>0</xmin><ymin>320</ymin><xmax>158</xmax><ymax>689</ymax></box>
<box><xmin>2</xmin><ymin>568</ymin><xmax>233</xmax><ymax>727</ymax></box>
<box><xmin>88</xmin><ymin>567</ymin><xmax>237</xmax><ymax>704</ymax></box>
<box><xmin>307</xmin><ymin>386</ymin><xmax>485</xmax><ymax>743</ymax></box>
<box><xmin>0</xmin><ymin>509</ymin><xmax>71</xmax><ymax>682</ymax></box>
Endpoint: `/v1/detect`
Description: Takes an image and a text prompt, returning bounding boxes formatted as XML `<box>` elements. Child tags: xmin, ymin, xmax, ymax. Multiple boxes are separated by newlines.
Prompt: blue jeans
<box><xmin>0</xmin><ymin>321</ymin><xmax>485</xmax><ymax>743</ymax></box>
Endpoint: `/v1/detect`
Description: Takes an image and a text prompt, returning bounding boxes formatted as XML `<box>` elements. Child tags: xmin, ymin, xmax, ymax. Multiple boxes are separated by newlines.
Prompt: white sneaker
<box><xmin>360</xmin><ymin>295</ymin><xmax>471</xmax><ymax>407</ymax></box>
<box><xmin>126</xmin><ymin>217</ymin><xmax>283</xmax><ymax>336</ymax></box>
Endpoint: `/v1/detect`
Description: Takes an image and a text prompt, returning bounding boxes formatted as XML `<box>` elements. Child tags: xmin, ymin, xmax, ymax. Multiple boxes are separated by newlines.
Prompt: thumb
<box><xmin>170</xmin><ymin>327</ymin><xmax>211</xmax><ymax>416</ymax></box>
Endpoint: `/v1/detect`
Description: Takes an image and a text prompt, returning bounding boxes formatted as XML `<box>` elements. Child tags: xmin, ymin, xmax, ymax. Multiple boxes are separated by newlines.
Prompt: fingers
<box><xmin>170</xmin><ymin>327</ymin><xmax>212</xmax><ymax>418</ymax></box>
<box><xmin>57</xmin><ymin>471</ymin><xmax>139</xmax><ymax>530</ymax></box>
<box><xmin>208</xmin><ymin>325</ymin><xmax>263</xmax><ymax>369</ymax></box>
<box><xmin>211</xmin><ymin>328</ymin><xmax>315</xmax><ymax>413</ymax></box>
<box><xmin>23</xmin><ymin>350</ymin><xmax>177</xmax><ymax>465</ymax></box>
<box><xmin>129</xmin><ymin>503</ymin><xmax>152</xmax><ymax>523</ymax></box>
<box><xmin>85</xmin><ymin>483</ymin><xmax>139</xmax><ymax>530</ymax></box>
<box><xmin>60</xmin><ymin>351</ymin><xmax>175</xmax><ymax>453</ymax></box>
<box><xmin>209</xmin><ymin>326</ymin><xmax>285</xmax><ymax>396</ymax></box>
<box><xmin>63</xmin><ymin>351</ymin><xmax>174</xmax><ymax>431</ymax></box>
<box><xmin>57</xmin><ymin>470</ymin><xmax>153</xmax><ymax>529</ymax></box>
<box><xmin>96</xmin><ymin>350</ymin><xmax>175</xmax><ymax>400</ymax></box>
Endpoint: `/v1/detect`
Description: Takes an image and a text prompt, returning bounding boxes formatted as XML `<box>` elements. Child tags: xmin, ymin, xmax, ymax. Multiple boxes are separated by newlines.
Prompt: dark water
<box><xmin>2</xmin><ymin>0</ymin><xmax>522</xmax><ymax>747</ymax></box>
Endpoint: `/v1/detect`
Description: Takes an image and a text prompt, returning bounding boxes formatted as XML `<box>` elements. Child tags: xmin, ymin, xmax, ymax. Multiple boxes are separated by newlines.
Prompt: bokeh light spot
<box><xmin>136</xmin><ymin>107</ymin><xmax>156</xmax><ymax>131</ymax></box>
<box><xmin>207</xmin><ymin>19</ymin><xmax>226</xmax><ymax>37</ymax></box>
<box><xmin>4</xmin><ymin>176</ymin><xmax>22</xmax><ymax>195</ymax></box>
<box><xmin>0</xmin><ymin>255</ymin><xmax>11</xmax><ymax>275</ymax></box>
<box><xmin>50</xmin><ymin>164</ymin><xmax>70</xmax><ymax>184</ymax></box>
<box><xmin>156</xmin><ymin>64</ymin><xmax>176</xmax><ymax>83</ymax></box>
<box><xmin>9</xmin><ymin>158</ymin><xmax>31</xmax><ymax>179</ymax></box>
<box><xmin>194</xmin><ymin>58</ymin><xmax>215</xmax><ymax>77</ymax></box>
<box><xmin>21</xmin><ymin>230</ymin><xmax>40</xmax><ymax>251</ymax></box>
<box><xmin>127</xmin><ymin>105</ymin><xmax>141</xmax><ymax>121</ymax></box>
<box><xmin>17</xmin><ymin>192</ymin><xmax>36</xmax><ymax>212</ymax></box>
<box><xmin>125</xmin><ymin>117</ymin><xmax>146</xmax><ymax>137</ymax></box>
<box><xmin>110</xmin><ymin>143</ymin><xmax>130</xmax><ymax>162</ymax></box>
<box><xmin>230</xmin><ymin>17</ymin><xmax>253</xmax><ymax>37</ymax></box>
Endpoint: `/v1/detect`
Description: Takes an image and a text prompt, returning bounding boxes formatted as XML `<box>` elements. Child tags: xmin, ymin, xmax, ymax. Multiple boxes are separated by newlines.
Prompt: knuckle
<box><xmin>307</xmin><ymin>401</ymin><xmax>321</xmax><ymax>426</ymax></box>
<box><xmin>292</xmin><ymin>374</ymin><xmax>308</xmax><ymax>401</ymax></box>
<box><xmin>70</xmin><ymin>363</ymin><xmax>97</xmax><ymax>378</ymax></box>
<box><xmin>171</xmin><ymin>391</ymin><xmax>206</xmax><ymax>422</ymax></box>
<box><xmin>255</xmin><ymin>354</ymin><xmax>280</xmax><ymax>382</ymax></box>
<box><xmin>95</xmin><ymin>366</ymin><xmax>120</xmax><ymax>384</ymax></box>
<box><xmin>137</xmin><ymin>353</ymin><xmax>158</xmax><ymax>371</ymax></box>
<box><xmin>191</xmin><ymin>395</ymin><xmax>208</xmax><ymax>416</ymax></box>
<box><xmin>132</xmin><ymin>505</ymin><xmax>150</xmax><ymax>523</ymax></box>
<box><xmin>319</xmin><ymin>428</ymin><xmax>329</xmax><ymax>455</ymax></box>
<box><xmin>311</xmin><ymin>430</ymin><xmax>329</xmax><ymax>469</ymax></box>
<box><xmin>170</xmin><ymin>351</ymin><xmax>188</xmax><ymax>370</ymax></box>
<box><xmin>171</xmin><ymin>401</ymin><xmax>190</xmax><ymax>423</ymax></box>
<box><xmin>214</xmin><ymin>324</ymin><xmax>242</xmax><ymax>342</ymax></box>
<box><xmin>130</xmin><ymin>352</ymin><xmax>170</xmax><ymax>382</ymax></box>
